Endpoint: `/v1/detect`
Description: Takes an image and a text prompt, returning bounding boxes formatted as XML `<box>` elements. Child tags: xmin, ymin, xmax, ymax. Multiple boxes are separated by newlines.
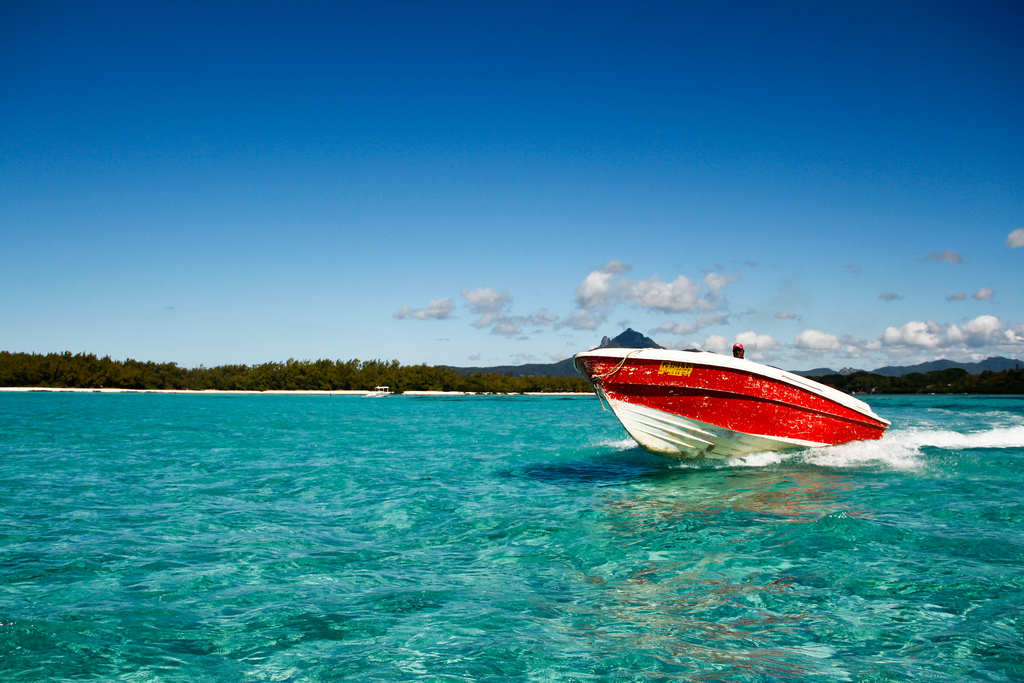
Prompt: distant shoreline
<box><xmin>0</xmin><ymin>387</ymin><xmax>594</xmax><ymax>397</ymax></box>
<box><xmin>0</xmin><ymin>352</ymin><xmax>595</xmax><ymax>394</ymax></box>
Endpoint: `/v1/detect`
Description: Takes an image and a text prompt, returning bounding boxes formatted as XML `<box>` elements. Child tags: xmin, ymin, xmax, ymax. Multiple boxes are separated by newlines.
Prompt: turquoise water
<box><xmin>2</xmin><ymin>392</ymin><xmax>1023</xmax><ymax>682</ymax></box>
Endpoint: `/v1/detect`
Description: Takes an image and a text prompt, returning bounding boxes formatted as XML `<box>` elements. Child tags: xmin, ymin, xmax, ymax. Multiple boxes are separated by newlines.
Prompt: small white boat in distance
<box><xmin>365</xmin><ymin>386</ymin><xmax>391</xmax><ymax>397</ymax></box>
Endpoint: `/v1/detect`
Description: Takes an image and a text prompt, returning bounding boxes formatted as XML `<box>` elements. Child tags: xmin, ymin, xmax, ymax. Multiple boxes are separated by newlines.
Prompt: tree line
<box><xmin>4</xmin><ymin>351</ymin><xmax>1021</xmax><ymax>395</ymax></box>
<box><xmin>0</xmin><ymin>351</ymin><xmax>594</xmax><ymax>394</ymax></box>
<box><xmin>812</xmin><ymin>367</ymin><xmax>1024</xmax><ymax>394</ymax></box>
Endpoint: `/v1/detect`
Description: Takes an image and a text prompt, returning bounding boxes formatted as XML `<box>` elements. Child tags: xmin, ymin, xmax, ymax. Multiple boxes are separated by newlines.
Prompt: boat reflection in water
<box><xmin>577</xmin><ymin>467</ymin><xmax>864</xmax><ymax>680</ymax></box>
<box><xmin>573</xmin><ymin>348</ymin><xmax>889</xmax><ymax>460</ymax></box>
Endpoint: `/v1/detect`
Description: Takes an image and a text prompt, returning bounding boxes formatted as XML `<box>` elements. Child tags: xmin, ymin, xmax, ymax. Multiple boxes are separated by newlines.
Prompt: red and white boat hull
<box><xmin>574</xmin><ymin>348</ymin><xmax>889</xmax><ymax>460</ymax></box>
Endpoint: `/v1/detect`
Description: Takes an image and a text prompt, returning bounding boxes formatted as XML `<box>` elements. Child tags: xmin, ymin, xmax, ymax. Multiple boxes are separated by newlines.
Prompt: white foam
<box><xmin>898</xmin><ymin>424</ymin><xmax>1024</xmax><ymax>450</ymax></box>
<box><xmin>733</xmin><ymin>425</ymin><xmax>1024</xmax><ymax>472</ymax></box>
<box><xmin>603</xmin><ymin>424</ymin><xmax>1024</xmax><ymax>472</ymax></box>
<box><xmin>597</xmin><ymin>437</ymin><xmax>642</xmax><ymax>452</ymax></box>
<box><xmin>800</xmin><ymin>433</ymin><xmax>925</xmax><ymax>471</ymax></box>
<box><xmin>727</xmin><ymin>450</ymin><xmax>793</xmax><ymax>468</ymax></box>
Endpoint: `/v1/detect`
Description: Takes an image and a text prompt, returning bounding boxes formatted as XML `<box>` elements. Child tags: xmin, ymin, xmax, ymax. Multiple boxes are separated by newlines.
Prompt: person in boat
<box><xmin>732</xmin><ymin>343</ymin><xmax>744</xmax><ymax>359</ymax></box>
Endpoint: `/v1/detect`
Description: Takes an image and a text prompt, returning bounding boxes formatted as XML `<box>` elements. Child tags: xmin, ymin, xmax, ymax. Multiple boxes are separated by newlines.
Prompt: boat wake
<box><xmin>897</xmin><ymin>423</ymin><xmax>1024</xmax><ymax>450</ymax></box>
<box><xmin>715</xmin><ymin>424</ymin><xmax>1024</xmax><ymax>471</ymax></box>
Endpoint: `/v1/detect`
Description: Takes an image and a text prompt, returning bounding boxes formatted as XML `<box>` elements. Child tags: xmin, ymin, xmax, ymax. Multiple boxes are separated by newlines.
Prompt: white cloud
<box><xmin>689</xmin><ymin>317</ymin><xmax>1022</xmax><ymax>366</ymax></box>
<box><xmin>655</xmin><ymin>315</ymin><xmax>729</xmax><ymax>337</ymax></box>
<box><xmin>879</xmin><ymin>315</ymin><xmax>1024</xmax><ymax>355</ymax></box>
<box><xmin>459</xmin><ymin>288</ymin><xmax>563</xmax><ymax>337</ymax></box>
<box><xmin>775</xmin><ymin>312</ymin><xmax>800</xmax><ymax>320</ymax></box>
<box><xmin>947</xmin><ymin>292</ymin><xmax>967</xmax><ymax>301</ymax></box>
<box><xmin>657</xmin><ymin>321</ymin><xmax>700</xmax><ymax>336</ymax></box>
<box><xmin>928</xmin><ymin>250</ymin><xmax>964</xmax><ymax>265</ymax></box>
<box><xmin>484</xmin><ymin>311</ymin><xmax>558</xmax><ymax>337</ymax></box>
<box><xmin>947</xmin><ymin>314</ymin><xmax>1011</xmax><ymax>348</ymax></box>
<box><xmin>621</xmin><ymin>274</ymin><xmax>701</xmax><ymax>313</ymax></box>
<box><xmin>696</xmin><ymin>332</ymin><xmax>780</xmax><ymax>357</ymax></box>
<box><xmin>401</xmin><ymin>287</ymin><xmax>558</xmax><ymax>339</ymax></box>
<box><xmin>462</xmin><ymin>287</ymin><xmax>512</xmax><ymax>314</ymax></box>
<box><xmin>492</xmin><ymin>322</ymin><xmax>519</xmax><ymax>336</ymax></box>
<box><xmin>882</xmin><ymin>320</ymin><xmax>947</xmax><ymax>349</ymax></box>
<box><xmin>573</xmin><ymin>261</ymin><xmax>739</xmax><ymax>316</ymax></box>
<box><xmin>1007</xmin><ymin>228</ymin><xmax>1024</xmax><ymax>248</ymax></box>
<box><xmin>734</xmin><ymin>331</ymin><xmax>781</xmax><ymax>357</ymax></box>
<box><xmin>461</xmin><ymin>287</ymin><xmax>513</xmax><ymax>328</ymax></box>
<box><xmin>701</xmin><ymin>335</ymin><xmax>731</xmax><ymax>354</ymax></box>
<box><xmin>836</xmin><ymin>336</ymin><xmax>878</xmax><ymax>359</ymax></box>
<box><xmin>972</xmin><ymin>288</ymin><xmax>995</xmax><ymax>301</ymax></box>
<box><xmin>394</xmin><ymin>298</ymin><xmax>456</xmax><ymax>320</ymax></box>
<box><xmin>575</xmin><ymin>260</ymin><xmax>630</xmax><ymax>310</ymax></box>
<box><xmin>795</xmin><ymin>329</ymin><xmax>842</xmax><ymax>351</ymax></box>
<box><xmin>560</xmin><ymin>309</ymin><xmax>606</xmax><ymax>330</ymax></box>
<box><xmin>524</xmin><ymin>309</ymin><xmax>558</xmax><ymax>326</ymax></box>
<box><xmin>703</xmin><ymin>272</ymin><xmax>740</xmax><ymax>300</ymax></box>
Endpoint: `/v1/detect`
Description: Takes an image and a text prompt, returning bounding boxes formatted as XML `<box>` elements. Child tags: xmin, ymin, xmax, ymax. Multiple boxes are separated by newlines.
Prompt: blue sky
<box><xmin>3</xmin><ymin>0</ymin><xmax>1022</xmax><ymax>371</ymax></box>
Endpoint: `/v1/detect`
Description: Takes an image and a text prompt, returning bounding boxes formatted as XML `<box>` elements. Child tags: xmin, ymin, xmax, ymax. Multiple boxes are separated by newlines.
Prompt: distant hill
<box><xmin>869</xmin><ymin>356</ymin><xmax>1022</xmax><ymax>377</ymax></box>
<box><xmin>446</xmin><ymin>357</ymin><xmax>579</xmax><ymax>378</ymax></box>
<box><xmin>797</xmin><ymin>356</ymin><xmax>1023</xmax><ymax>378</ymax></box>
<box><xmin>791</xmin><ymin>367</ymin><xmax>845</xmax><ymax>377</ymax></box>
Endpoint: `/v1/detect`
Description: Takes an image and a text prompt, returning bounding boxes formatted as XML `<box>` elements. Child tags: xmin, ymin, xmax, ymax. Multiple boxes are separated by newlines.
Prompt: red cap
<box><xmin>733</xmin><ymin>343</ymin><xmax>744</xmax><ymax>350</ymax></box>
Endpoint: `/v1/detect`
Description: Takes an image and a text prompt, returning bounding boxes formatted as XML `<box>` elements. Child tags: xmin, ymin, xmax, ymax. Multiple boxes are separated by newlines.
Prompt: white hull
<box><xmin>606</xmin><ymin>396</ymin><xmax>825</xmax><ymax>460</ymax></box>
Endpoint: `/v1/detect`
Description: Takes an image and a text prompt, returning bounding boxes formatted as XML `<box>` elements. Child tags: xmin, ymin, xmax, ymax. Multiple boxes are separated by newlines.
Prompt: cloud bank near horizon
<box><xmin>396</xmin><ymin>257</ymin><xmax>1024</xmax><ymax>366</ymax></box>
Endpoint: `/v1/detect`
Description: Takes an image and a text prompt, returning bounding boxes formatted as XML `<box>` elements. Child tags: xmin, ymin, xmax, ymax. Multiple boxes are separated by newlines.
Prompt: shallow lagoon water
<box><xmin>2</xmin><ymin>392</ymin><xmax>1023</xmax><ymax>681</ymax></box>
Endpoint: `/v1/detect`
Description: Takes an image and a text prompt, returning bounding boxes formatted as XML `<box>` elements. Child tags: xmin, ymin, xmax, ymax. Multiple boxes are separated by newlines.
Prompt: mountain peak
<box><xmin>599</xmin><ymin>328</ymin><xmax>663</xmax><ymax>350</ymax></box>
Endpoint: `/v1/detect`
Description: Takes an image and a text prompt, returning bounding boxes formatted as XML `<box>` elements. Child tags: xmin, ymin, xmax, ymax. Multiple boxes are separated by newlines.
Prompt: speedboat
<box><xmin>573</xmin><ymin>348</ymin><xmax>889</xmax><ymax>460</ymax></box>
